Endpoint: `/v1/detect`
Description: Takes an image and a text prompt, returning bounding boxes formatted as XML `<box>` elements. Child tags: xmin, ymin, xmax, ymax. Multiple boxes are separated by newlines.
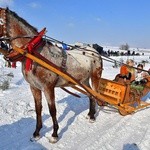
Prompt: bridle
<box><xmin>0</xmin><ymin>8</ymin><xmax>12</xmax><ymax>53</ymax></box>
<box><xmin>0</xmin><ymin>8</ymin><xmax>35</xmax><ymax>53</ymax></box>
<box><xmin>0</xmin><ymin>8</ymin><xmax>7</xmax><ymax>37</ymax></box>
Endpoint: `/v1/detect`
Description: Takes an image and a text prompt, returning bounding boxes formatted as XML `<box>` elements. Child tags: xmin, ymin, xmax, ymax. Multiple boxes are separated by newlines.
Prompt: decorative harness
<box><xmin>5</xmin><ymin>28</ymin><xmax>67</xmax><ymax>71</ymax></box>
<box><xmin>3</xmin><ymin>28</ymin><xmax>46</xmax><ymax>71</ymax></box>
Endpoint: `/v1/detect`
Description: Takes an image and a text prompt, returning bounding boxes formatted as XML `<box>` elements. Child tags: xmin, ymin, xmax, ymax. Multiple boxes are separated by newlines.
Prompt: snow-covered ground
<box><xmin>0</xmin><ymin>53</ymin><xmax>150</xmax><ymax>150</ymax></box>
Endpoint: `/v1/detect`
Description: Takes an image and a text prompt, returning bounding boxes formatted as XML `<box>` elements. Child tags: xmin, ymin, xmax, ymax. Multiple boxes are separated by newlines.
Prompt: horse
<box><xmin>0</xmin><ymin>7</ymin><xmax>103</xmax><ymax>142</ymax></box>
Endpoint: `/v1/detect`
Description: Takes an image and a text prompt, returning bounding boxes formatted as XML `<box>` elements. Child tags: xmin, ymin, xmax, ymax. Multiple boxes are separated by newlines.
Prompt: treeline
<box><xmin>105</xmin><ymin>50</ymin><xmax>143</xmax><ymax>57</ymax></box>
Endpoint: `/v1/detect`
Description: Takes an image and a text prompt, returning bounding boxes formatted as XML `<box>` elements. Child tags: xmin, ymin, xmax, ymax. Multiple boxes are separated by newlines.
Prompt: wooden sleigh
<box><xmin>97</xmin><ymin>78</ymin><xmax>150</xmax><ymax>115</ymax></box>
<box><xmin>10</xmin><ymin>45</ymin><xmax>150</xmax><ymax>116</ymax></box>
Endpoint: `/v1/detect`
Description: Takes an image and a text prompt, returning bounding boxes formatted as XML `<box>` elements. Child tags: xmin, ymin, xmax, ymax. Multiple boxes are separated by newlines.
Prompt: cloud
<box><xmin>28</xmin><ymin>2</ymin><xmax>40</xmax><ymax>8</ymax></box>
<box><xmin>0</xmin><ymin>0</ymin><xmax>14</xmax><ymax>7</ymax></box>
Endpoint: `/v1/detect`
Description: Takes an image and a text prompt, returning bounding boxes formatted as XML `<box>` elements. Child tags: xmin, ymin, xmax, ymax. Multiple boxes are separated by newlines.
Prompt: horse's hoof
<box><xmin>89</xmin><ymin>118</ymin><xmax>95</xmax><ymax>123</ymax></box>
<box><xmin>49</xmin><ymin>136</ymin><xmax>58</xmax><ymax>143</ymax></box>
<box><xmin>86</xmin><ymin>115</ymin><xmax>95</xmax><ymax>123</ymax></box>
<box><xmin>30</xmin><ymin>135</ymin><xmax>40</xmax><ymax>142</ymax></box>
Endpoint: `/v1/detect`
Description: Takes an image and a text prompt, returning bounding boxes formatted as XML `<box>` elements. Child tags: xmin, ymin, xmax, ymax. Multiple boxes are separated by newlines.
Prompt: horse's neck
<box><xmin>8</xmin><ymin>13</ymin><xmax>37</xmax><ymax>47</ymax></box>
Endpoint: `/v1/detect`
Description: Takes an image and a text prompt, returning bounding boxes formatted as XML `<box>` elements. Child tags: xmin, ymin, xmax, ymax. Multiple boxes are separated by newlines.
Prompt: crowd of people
<box><xmin>106</xmin><ymin>50</ymin><xmax>141</xmax><ymax>57</ymax></box>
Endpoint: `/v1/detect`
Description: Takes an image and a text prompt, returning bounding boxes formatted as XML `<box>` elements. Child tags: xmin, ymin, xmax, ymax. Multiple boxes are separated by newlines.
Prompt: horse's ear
<box><xmin>6</xmin><ymin>7</ymin><xmax>9</xmax><ymax>11</ymax></box>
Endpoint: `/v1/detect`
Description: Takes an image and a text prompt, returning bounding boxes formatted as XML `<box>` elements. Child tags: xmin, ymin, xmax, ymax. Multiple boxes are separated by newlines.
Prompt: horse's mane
<box><xmin>6</xmin><ymin>7</ymin><xmax>38</xmax><ymax>33</ymax></box>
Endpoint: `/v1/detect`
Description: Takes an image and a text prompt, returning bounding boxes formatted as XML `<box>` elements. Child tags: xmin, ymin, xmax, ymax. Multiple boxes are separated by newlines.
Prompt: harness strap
<box><xmin>61</xmin><ymin>49</ymin><xmax>67</xmax><ymax>71</ymax></box>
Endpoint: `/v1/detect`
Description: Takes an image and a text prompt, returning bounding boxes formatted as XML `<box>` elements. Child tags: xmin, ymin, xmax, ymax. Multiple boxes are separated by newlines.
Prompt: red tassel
<box><xmin>12</xmin><ymin>62</ymin><xmax>16</xmax><ymax>68</ymax></box>
<box><xmin>26</xmin><ymin>58</ymin><xmax>32</xmax><ymax>71</ymax></box>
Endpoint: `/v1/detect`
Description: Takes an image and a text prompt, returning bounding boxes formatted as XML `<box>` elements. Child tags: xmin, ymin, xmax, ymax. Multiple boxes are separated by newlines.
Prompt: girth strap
<box><xmin>61</xmin><ymin>49</ymin><xmax>67</xmax><ymax>71</ymax></box>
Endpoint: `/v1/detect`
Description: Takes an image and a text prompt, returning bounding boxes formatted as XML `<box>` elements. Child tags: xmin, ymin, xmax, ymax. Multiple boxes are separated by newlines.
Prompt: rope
<box><xmin>44</xmin><ymin>35</ymin><xmax>100</xmax><ymax>55</ymax></box>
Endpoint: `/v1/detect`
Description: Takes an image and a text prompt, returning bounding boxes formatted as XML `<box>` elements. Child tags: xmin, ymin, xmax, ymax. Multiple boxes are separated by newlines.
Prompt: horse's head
<box><xmin>0</xmin><ymin>7</ymin><xmax>38</xmax><ymax>61</ymax></box>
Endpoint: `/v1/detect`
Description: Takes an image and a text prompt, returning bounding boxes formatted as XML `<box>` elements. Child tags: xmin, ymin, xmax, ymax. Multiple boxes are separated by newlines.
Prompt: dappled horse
<box><xmin>0</xmin><ymin>8</ymin><xmax>102</xmax><ymax>142</ymax></box>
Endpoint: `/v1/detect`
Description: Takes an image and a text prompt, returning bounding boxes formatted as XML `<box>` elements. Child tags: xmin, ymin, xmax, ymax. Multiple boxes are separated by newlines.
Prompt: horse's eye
<box><xmin>0</xmin><ymin>41</ymin><xmax>8</xmax><ymax>50</ymax></box>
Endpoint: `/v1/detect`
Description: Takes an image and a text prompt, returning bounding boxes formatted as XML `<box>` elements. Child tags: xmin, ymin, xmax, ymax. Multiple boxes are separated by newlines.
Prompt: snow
<box><xmin>0</xmin><ymin>52</ymin><xmax>150</xmax><ymax>150</ymax></box>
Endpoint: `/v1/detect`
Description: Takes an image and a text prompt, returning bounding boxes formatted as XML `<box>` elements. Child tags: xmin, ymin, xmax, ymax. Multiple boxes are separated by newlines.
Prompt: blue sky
<box><xmin>0</xmin><ymin>0</ymin><xmax>150</xmax><ymax>48</ymax></box>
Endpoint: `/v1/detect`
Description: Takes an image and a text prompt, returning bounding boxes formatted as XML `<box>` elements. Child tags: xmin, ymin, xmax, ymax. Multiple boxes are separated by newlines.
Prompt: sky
<box><xmin>0</xmin><ymin>0</ymin><xmax>150</xmax><ymax>48</ymax></box>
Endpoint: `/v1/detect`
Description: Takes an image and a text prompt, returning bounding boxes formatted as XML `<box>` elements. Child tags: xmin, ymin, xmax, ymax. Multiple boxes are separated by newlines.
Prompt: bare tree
<box><xmin>120</xmin><ymin>43</ymin><xmax>130</xmax><ymax>50</ymax></box>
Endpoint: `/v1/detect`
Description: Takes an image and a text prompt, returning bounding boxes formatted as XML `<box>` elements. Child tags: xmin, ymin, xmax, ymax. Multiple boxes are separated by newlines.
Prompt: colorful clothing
<box><xmin>120</xmin><ymin>65</ymin><xmax>135</xmax><ymax>81</ymax></box>
<box><xmin>120</xmin><ymin>65</ymin><xmax>128</xmax><ymax>76</ymax></box>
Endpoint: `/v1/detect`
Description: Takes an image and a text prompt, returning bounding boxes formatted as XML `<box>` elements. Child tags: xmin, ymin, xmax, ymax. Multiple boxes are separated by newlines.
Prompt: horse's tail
<box><xmin>90</xmin><ymin>56</ymin><xmax>103</xmax><ymax>92</ymax></box>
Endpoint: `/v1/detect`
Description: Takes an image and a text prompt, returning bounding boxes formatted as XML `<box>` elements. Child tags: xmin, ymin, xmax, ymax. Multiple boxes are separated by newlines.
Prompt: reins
<box><xmin>38</xmin><ymin>36</ymin><xmax>150</xmax><ymax>74</ymax></box>
<box><xmin>0</xmin><ymin>28</ymin><xmax>149</xmax><ymax>73</ymax></box>
<box><xmin>0</xmin><ymin>36</ymin><xmax>34</xmax><ymax>41</ymax></box>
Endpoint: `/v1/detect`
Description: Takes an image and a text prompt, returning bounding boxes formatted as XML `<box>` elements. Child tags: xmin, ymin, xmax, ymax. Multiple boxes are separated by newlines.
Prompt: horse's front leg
<box><xmin>30</xmin><ymin>86</ymin><xmax>42</xmax><ymax>141</ymax></box>
<box><xmin>44</xmin><ymin>86</ymin><xmax>59</xmax><ymax>143</ymax></box>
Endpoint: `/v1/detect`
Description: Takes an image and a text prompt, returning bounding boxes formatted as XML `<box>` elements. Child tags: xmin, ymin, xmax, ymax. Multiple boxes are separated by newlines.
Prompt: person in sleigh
<box><xmin>119</xmin><ymin>59</ymin><xmax>135</xmax><ymax>82</ymax></box>
<box><xmin>132</xmin><ymin>64</ymin><xmax>149</xmax><ymax>85</ymax></box>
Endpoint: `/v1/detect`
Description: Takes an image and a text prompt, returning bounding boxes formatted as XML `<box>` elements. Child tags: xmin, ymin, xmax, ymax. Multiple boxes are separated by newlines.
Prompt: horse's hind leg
<box><xmin>84</xmin><ymin>80</ymin><xmax>96</xmax><ymax>122</ymax></box>
<box><xmin>44</xmin><ymin>86</ymin><xmax>59</xmax><ymax>143</ymax></box>
<box><xmin>87</xmin><ymin>97</ymin><xmax>96</xmax><ymax>122</ymax></box>
<box><xmin>91</xmin><ymin>67</ymin><xmax>106</xmax><ymax>106</ymax></box>
<box><xmin>30</xmin><ymin>86</ymin><xmax>42</xmax><ymax>140</ymax></box>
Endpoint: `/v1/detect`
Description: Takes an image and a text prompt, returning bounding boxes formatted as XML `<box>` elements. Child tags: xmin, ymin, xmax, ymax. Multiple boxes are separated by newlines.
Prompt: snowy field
<box><xmin>0</xmin><ymin>53</ymin><xmax>150</xmax><ymax>150</ymax></box>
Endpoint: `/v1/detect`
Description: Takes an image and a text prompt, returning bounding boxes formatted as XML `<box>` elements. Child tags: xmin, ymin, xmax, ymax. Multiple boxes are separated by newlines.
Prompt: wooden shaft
<box><xmin>12</xmin><ymin>45</ymin><xmax>134</xmax><ymax>113</ymax></box>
